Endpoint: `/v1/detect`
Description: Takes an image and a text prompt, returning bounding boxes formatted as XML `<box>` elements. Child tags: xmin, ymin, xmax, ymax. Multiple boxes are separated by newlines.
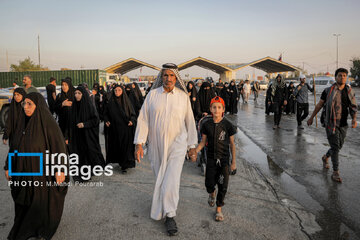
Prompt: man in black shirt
<box><xmin>307</xmin><ymin>68</ymin><xmax>357</xmax><ymax>183</ymax></box>
<box><xmin>267</xmin><ymin>74</ymin><xmax>288</xmax><ymax>129</ymax></box>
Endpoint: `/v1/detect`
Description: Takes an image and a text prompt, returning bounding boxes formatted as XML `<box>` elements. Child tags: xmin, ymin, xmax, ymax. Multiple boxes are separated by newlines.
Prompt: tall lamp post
<box><xmin>333</xmin><ymin>33</ymin><xmax>341</xmax><ymax>69</ymax></box>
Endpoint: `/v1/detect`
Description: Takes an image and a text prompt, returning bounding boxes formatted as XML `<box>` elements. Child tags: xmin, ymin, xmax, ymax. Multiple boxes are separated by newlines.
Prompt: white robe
<box><xmin>243</xmin><ymin>83</ymin><xmax>251</xmax><ymax>93</ymax></box>
<box><xmin>134</xmin><ymin>86</ymin><xmax>198</xmax><ymax>220</ymax></box>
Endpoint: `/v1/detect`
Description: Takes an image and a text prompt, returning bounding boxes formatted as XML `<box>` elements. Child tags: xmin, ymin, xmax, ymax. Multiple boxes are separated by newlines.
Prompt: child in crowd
<box><xmin>195</xmin><ymin>96</ymin><xmax>237</xmax><ymax>221</ymax></box>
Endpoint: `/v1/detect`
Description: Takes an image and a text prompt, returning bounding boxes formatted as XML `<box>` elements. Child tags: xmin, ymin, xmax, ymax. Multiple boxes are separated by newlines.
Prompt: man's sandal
<box><xmin>165</xmin><ymin>217</ymin><xmax>178</xmax><ymax>236</ymax></box>
<box><xmin>215</xmin><ymin>212</ymin><xmax>224</xmax><ymax>222</ymax></box>
<box><xmin>322</xmin><ymin>155</ymin><xmax>330</xmax><ymax>169</ymax></box>
<box><xmin>331</xmin><ymin>172</ymin><xmax>342</xmax><ymax>183</ymax></box>
<box><xmin>208</xmin><ymin>194</ymin><xmax>215</xmax><ymax>207</ymax></box>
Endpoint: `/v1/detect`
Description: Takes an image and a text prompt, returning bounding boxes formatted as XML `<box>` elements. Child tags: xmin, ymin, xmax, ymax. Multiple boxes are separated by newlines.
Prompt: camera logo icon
<box><xmin>8</xmin><ymin>150</ymin><xmax>43</xmax><ymax>176</ymax></box>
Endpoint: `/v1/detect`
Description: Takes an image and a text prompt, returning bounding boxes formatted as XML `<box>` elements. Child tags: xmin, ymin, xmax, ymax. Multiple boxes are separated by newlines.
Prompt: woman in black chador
<box><xmin>131</xmin><ymin>82</ymin><xmax>144</xmax><ymax>106</ymax></box>
<box><xmin>2</xmin><ymin>88</ymin><xmax>26</xmax><ymax>146</ymax></box>
<box><xmin>187</xmin><ymin>81</ymin><xmax>201</xmax><ymax>120</ymax></box>
<box><xmin>104</xmin><ymin>85</ymin><xmax>137</xmax><ymax>173</ymax></box>
<box><xmin>198</xmin><ymin>82</ymin><xmax>216</xmax><ymax>116</ymax></box>
<box><xmin>4</xmin><ymin>92</ymin><xmax>68</xmax><ymax>240</ymax></box>
<box><xmin>55</xmin><ymin>77</ymin><xmax>75</xmax><ymax>141</ymax></box>
<box><xmin>220</xmin><ymin>82</ymin><xmax>230</xmax><ymax>112</ymax></box>
<box><xmin>228</xmin><ymin>80</ymin><xmax>239</xmax><ymax>114</ymax></box>
<box><xmin>69</xmin><ymin>86</ymin><xmax>105</xmax><ymax>179</ymax></box>
<box><xmin>285</xmin><ymin>82</ymin><xmax>296</xmax><ymax>114</ymax></box>
<box><xmin>145</xmin><ymin>82</ymin><xmax>153</xmax><ymax>97</ymax></box>
<box><xmin>125</xmin><ymin>84</ymin><xmax>141</xmax><ymax>117</ymax></box>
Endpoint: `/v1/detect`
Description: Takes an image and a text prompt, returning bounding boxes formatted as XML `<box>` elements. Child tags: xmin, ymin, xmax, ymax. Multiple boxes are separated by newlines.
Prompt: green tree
<box><xmin>350</xmin><ymin>58</ymin><xmax>360</xmax><ymax>82</ymax></box>
<box><xmin>10</xmin><ymin>57</ymin><xmax>48</xmax><ymax>72</ymax></box>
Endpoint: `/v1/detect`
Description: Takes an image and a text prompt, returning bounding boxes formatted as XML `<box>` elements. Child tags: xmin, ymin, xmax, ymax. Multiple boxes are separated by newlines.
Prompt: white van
<box><xmin>307</xmin><ymin>76</ymin><xmax>336</xmax><ymax>94</ymax></box>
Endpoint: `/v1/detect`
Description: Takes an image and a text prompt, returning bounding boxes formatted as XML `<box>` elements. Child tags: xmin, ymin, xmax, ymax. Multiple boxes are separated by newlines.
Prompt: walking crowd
<box><xmin>1</xmin><ymin>65</ymin><xmax>357</xmax><ymax>239</ymax></box>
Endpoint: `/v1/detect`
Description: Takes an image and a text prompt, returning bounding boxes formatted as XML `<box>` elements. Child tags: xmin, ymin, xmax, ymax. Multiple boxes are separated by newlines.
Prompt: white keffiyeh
<box><xmin>151</xmin><ymin>64</ymin><xmax>188</xmax><ymax>94</ymax></box>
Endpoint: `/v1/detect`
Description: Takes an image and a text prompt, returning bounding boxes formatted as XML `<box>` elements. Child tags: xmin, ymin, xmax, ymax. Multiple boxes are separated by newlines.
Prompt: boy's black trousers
<box><xmin>205</xmin><ymin>158</ymin><xmax>230</xmax><ymax>207</ymax></box>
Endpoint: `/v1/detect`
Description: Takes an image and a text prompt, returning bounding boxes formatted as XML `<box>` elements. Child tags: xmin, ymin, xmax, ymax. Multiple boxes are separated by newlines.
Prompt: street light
<box><xmin>333</xmin><ymin>33</ymin><xmax>341</xmax><ymax>69</ymax></box>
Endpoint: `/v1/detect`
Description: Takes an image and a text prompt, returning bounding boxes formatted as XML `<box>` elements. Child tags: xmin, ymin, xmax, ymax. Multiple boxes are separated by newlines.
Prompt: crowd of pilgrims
<box><xmin>3</xmin><ymin>77</ymin><xmax>299</xmax><ymax>182</ymax></box>
<box><xmin>186</xmin><ymin>79</ymin><xmax>297</xmax><ymax>120</ymax></box>
<box><xmin>2</xmin><ymin>77</ymin><xmax>149</xmax><ymax>239</ymax></box>
<box><xmin>52</xmin><ymin>78</ymin><xmax>147</xmax><ymax>175</ymax></box>
<box><xmin>2</xmin><ymin>75</ymin><xmax>299</xmax><ymax>239</ymax></box>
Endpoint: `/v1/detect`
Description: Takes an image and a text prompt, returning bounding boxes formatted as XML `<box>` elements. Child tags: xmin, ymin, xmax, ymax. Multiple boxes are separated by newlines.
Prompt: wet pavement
<box><xmin>0</xmin><ymin>113</ymin><xmax>322</xmax><ymax>240</ymax></box>
<box><xmin>0</xmin><ymin>88</ymin><xmax>359</xmax><ymax>239</ymax></box>
<box><xmin>227</xmin><ymin>88</ymin><xmax>360</xmax><ymax>240</ymax></box>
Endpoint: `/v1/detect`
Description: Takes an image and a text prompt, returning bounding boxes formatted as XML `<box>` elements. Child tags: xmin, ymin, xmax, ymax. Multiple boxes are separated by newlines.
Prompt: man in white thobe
<box><xmin>134</xmin><ymin>63</ymin><xmax>197</xmax><ymax>236</ymax></box>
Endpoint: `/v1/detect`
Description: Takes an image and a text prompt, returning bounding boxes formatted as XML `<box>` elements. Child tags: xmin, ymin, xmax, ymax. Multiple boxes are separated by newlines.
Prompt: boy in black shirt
<box><xmin>195</xmin><ymin>96</ymin><xmax>237</xmax><ymax>221</ymax></box>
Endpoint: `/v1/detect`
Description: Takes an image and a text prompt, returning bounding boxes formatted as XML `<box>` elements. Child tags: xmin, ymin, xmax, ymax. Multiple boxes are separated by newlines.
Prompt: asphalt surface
<box><xmin>1</xmin><ymin>88</ymin><xmax>359</xmax><ymax>239</ymax></box>
<box><xmin>0</xmin><ymin>136</ymin><xmax>320</xmax><ymax>240</ymax></box>
<box><xmin>229</xmin><ymin>88</ymin><xmax>360</xmax><ymax>240</ymax></box>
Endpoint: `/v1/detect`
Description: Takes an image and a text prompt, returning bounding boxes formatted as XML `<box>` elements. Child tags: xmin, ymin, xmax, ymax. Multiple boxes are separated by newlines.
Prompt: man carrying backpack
<box><xmin>307</xmin><ymin>68</ymin><xmax>357</xmax><ymax>183</ymax></box>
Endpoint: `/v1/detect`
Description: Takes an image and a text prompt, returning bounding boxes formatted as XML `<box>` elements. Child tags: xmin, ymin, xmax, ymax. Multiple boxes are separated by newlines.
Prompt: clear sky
<box><xmin>0</xmin><ymin>0</ymin><xmax>359</xmax><ymax>79</ymax></box>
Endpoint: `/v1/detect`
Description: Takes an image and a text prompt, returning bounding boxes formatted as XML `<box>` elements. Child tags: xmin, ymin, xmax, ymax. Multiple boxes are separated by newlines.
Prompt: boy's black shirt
<box><xmin>200</xmin><ymin>117</ymin><xmax>237</xmax><ymax>161</ymax></box>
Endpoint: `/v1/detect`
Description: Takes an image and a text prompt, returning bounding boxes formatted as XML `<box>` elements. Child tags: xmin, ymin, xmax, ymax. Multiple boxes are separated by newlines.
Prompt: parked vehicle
<box><xmin>106</xmin><ymin>73</ymin><xmax>121</xmax><ymax>82</ymax></box>
<box><xmin>37</xmin><ymin>86</ymin><xmax>61</xmax><ymax>102</ymax></box>
<box><xmin>350</xmin><ymin>81</ymin><xmax>360</xmax><ymax>87</ymax></box>
<box><xmin>0</xmin><ymin>88</ymin><xmax>13</xmax><ymax>128</ymax></box>
<box><xmin>307</xmin><ymin>76</ymin><xmax>336</xmax><ymax>94</ymax></box>
<box><xmin>259</xmin><ymin>80</ymin><xmax>269</xmax><ymax>90</ymax></box>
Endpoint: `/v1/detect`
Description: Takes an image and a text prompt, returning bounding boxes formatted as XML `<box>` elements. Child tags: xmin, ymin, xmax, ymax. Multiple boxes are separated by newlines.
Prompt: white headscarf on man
<box><xmin>151</xmin><ymin>63</ymin><xmax>188</xmax><ymax>94</ymax></box>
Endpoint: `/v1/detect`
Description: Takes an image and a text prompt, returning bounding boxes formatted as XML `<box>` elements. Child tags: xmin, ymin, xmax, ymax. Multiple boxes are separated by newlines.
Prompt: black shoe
<box><xmin>165</xmin><ymin>217</ymin><xmax>178</xmax><ymax>236</ymax></box>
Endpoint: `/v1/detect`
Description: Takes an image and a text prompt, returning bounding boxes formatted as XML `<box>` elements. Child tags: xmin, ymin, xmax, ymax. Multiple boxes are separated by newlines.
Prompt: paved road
<box><xmin>230</xmin><ymin>88</ymin><xmax>360</xmax><ymax>240</ymax></box>
<box><xmin>0</xmin><ymin>122</ymin><xmax>321</xmax><ymax>239</ymax></box>
<box><xmin>1</xmin><ymin>88</ymin><xmax>359</xmax><ymax>239</ymax></box>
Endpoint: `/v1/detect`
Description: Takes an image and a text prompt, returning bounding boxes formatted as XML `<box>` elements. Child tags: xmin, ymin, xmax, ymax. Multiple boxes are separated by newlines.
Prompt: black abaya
<box><xmin>285</xmin><ymin>84</ymin><xmax>296</xmax><ymax>114</ymax></box>
<box><xmin>46</xmin><ymin>84</ymin><xmax>56</xmax><ymax>114</ymax></box>
<box><xmin>2</xmin><ymin>88</ymin><xmax>26</xmax><ymax>146</ymax></box>
<box><xmin>132</xmin><ymin>82</ymin><xmax>144</xmax><ymax>106</ymax></box>
<box><xmin>187</xmin><ymin>81</ymin><xmax>201</xmax><ymax>120</ymax></box>
<box><xmin>229</xmin><ymin>81</ymin><xmax>238</xmax><ymax>114</ymax></box>
<box><xmin>220</xmin><ymin>85</ymin><xmax>230</xmax><ymax>112</ymax></box>
<box><xmin>7</xmin><ymin>92</ymin><xmax>68</xmax><ymax>240</ymax></box>
<box><xmin>125</xmin><ymin>84</ymin><xmax>141</xmax><ymax>117</ymax></box>
<box><xmin>55</xmin><ymin>78</ymin><xmax>75</xmax><ymax>140</ymax></box>
<box><xmin>104</xmin><ymin>86</ymin><xmax>137</xmax><ymax>170</ymax></box>
<box><xmin>69</xmin><ymin>86</ymin><xmax>105</xmax><ymax>171</ymax></box>
<box><xmin>198</xmin><ymin>82</ymin><xmax>216</xmax><ymax>115</ymax></box>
